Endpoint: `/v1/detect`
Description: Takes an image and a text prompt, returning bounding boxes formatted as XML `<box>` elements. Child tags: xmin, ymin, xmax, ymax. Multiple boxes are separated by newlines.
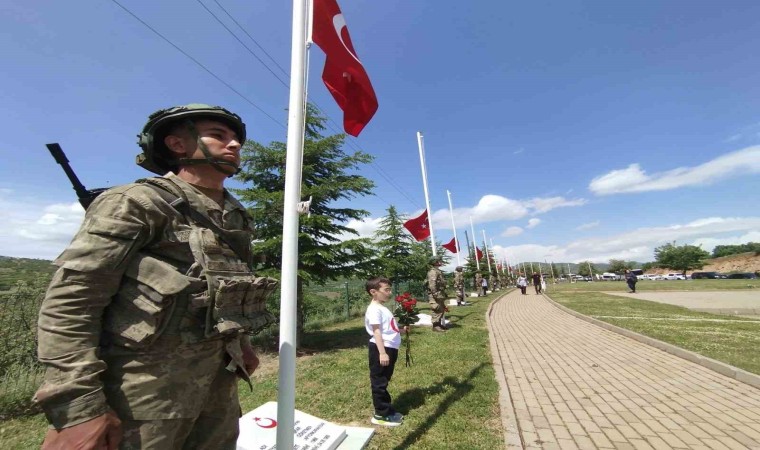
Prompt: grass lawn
<box><xmin>548</xmin><ymin>285</ymin><xmax>760</xmax><ymax>376</ymax></box>
<box><xmin>548</xmin><ymin>278</ymin><xmax>758</xmax><ymax>292</ymax></box>
<box><xmin>0</xmin><ymin>292</ymin><xmax>505</xmax><ymax>450</ymax></box>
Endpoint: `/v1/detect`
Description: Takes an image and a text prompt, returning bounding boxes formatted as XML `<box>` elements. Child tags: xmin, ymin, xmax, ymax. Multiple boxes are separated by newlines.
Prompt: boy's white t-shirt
<box><xmin>365</xmin><ymin>301</ymin><xmax>401</xmax><ymax>350</ymax></box>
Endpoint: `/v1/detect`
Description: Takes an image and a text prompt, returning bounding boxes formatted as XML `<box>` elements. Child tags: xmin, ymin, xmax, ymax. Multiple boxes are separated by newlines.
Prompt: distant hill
<box><xmin>642</xmin><ymin>252</ymin><xmax>760</xmax><ymax>275</ymax></box>
<box><xmin>0</xmin><ymin>256</ymin><xmax>56</xmax><ymax>291</ymax></box>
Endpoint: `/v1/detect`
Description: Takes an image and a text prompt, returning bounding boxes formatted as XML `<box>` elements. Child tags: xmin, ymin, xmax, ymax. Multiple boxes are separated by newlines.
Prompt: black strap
<box><xmin>139</xmin><ymin>178</ymin><xmax>253</xmax><ymax>270</ymax></box>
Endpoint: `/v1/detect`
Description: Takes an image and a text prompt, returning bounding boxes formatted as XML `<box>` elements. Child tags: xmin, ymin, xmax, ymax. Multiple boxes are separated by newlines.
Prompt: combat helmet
<box><xmin>429</xmin><ymin>255</ymin><xmax>443</xmax><ymax>265</ymax></box>
<box><xmin>136</xmin><ymin>104</ymin><xmax>246</xmax><ymax>176</ymax></box>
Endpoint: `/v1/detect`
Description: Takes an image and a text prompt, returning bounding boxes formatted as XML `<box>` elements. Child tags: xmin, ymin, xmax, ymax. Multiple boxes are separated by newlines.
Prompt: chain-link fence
<box><xmin>0</xmin><ymin>277</ymin><xmax>429</xmax><ymax>417</ymax></box>
<box><xmin>0</xmin><ymin>281</ymin><xmax>46</xmax><ymax>418</ymax></box>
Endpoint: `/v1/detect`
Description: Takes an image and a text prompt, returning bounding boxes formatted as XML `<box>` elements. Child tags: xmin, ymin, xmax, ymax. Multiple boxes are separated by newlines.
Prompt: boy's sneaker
<box><xmin>371</xmin><ymin>413</ymin><xmax>403</xmax><ymax>427</ymax></box>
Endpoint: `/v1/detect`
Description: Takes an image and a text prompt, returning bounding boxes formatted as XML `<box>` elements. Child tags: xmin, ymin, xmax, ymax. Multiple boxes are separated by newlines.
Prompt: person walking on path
<box><xmin>625</xmin><ymin>269</ymin><xmax>638</xmax><ymax>293</ymax></box>
<box><xmin>34</xmin><ymin>104</ymin><xmax>275</xmax><ymax>450</ymax></box>
<box><xmin>517</xmin><ymin>274</ymin><xmax>528</xmax><ymax>295</ymax></box>
<box><xmin>481</xmin><ymin>274</ymin><xmax>489</xmax><ymax>296</ymax></box>
<box><xmin>364</xmin><ymin>277</ymin><xmax>405</xmax><ymax>427</ymax></box>
<box><xmin>531</xmin><ymin>272</ymin><xmax>543</xmax><ymax>294</ymax></box>
<box><xmin>426</xmin><ymin>256</ymin><xmax>448</xmax><ymax>332</ymax></box>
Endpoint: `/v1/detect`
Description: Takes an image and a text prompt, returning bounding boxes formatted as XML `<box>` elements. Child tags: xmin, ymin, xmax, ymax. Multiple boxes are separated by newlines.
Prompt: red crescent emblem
<box><xmin>390</xmin><ymin>318</ymin><xmax>399</xmax><ymax>332</ymax></box>
<box><xmin>254</xmin><ymin>417</ymin><xmax>277</xmax><ymax>429</ymax></box>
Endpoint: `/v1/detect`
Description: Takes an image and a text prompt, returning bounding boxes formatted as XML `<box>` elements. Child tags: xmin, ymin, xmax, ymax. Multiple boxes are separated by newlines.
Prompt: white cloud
<box><xmin>0</xmin><ymin>190</ymin><xmax>84</xmax><ymax>259</ymax></box>
<box><xmin>340</xmin><ymin>217</ymin><xmax>384</xmax><ymax>240</ymax></box>
<box><xmin>524</xmin><ymin>197</ymin><xmax>587</xmax><ymax>213</ymax></box>
<box><xmin>589</xmin><ymin>146</ymin><xmax>760</xmax><ymax>195</ymax></box>
<box><xmin>526</xmin><ymin>218</ymin><xmax>541</xmax><ymax>229</ymax></box>
<box><xmin>501</xmin><ymin>226</ymin><xmax>523</xmax><ymax>237</ymax></box>
<box><xmin>427</xmin><ymin>194</ymin><xmax>586</xmax><ymax>231</ymax></box>
<box><xmin>576</xmin><ymin>221</ymin><xmax>600</xmax><ymax>231</ymax></box>
<box><xmin>493</xmin><ymin>216</ymin><xmax>760</xmax><ymax>264</ymax></box>
<box><xmin>513</xmin><ymin>148</ymin><xmax>524</xmax><ymax>155</ymax></box>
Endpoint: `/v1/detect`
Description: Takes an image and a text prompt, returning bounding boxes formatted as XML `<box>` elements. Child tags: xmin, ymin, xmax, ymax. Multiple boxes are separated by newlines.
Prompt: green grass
<box><xmin>0</xmin><ymin>292</ymin><xmax>505</xmax><ymax>450</ymax></box>
<box><xmin>548</xmin><ymin>290</ymin><xmax>760</xmax><ymax>375</ymax></box>
<box><xmin>549</xmin><ymin>278</ymin><xmax>757</xmax><ymax>292</ymax></box>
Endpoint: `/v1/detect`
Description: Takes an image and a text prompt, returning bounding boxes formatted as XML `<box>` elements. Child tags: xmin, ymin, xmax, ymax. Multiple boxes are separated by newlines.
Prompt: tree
<box><xmin>712</xmin><ymin>242</ymin><xmax>760</xmax><ymax>258</ymax></box>
<box><xmin>654</xmin><ymin>242</ymin><xmax>710</xmax><ymax>275</ymax></box>
<box><xmin>641</xmin><ymin>261</ymin><xmax>656</xmax><ymax>272</ymax></box>
<box><xmin>372</xmin><ymin>205</ymin><xmax>418</xmax><ymax>284</ymax></box>
<box><xmin>577</xmin><ymin>261</ymin><xmax>597</xmax><ymax>277</ymax></box>
<box><xmin>235</xmin><ymin>104</ymin><xmax>375</xmax><ymax>343</ymax></box>
<box><xmin>608</xmin><ymin>259</ymin><xmax>627</xmax><ymax>274</ymax></box>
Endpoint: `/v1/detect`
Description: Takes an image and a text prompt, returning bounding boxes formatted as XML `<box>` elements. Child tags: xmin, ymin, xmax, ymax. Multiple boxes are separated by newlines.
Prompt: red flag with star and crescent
<box><xmin>476</xmin><ymin>246</ymin><xmax>483</xmax><ymax>260</ymax></box>
<box><xmin>312</xmin><ymin>0</ymin><xmax>378</xmax><ymax>137</ymax></box>
<box><xmin>442</xmin><ymin>237</ymin><xmax>458</xmax><ymax>253</ymax></box>
<box><xmin>403</xmin><ymin>210</ymin><xmax>430</xmax><ymax>241</ymax></box>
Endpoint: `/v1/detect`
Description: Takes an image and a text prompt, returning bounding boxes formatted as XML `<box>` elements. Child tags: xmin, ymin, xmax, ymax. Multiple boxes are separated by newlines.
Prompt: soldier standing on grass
<box><xmin>34</xmin><ymin>104</ymin><xmax>277</xmax><ymax>450</ymax></box>
<box><xmin>426</xmin><ymin>256</ymin><xmax>448</xmax><ymax>332</ymax></box>
<box><xmin>475</xmin><ymin>272</ymin><xmax>483</xmax><ymax>297</ymax></box>
<box><xmin>454</xmin><ymin>266</ymin><xmax>468</xmax><ymax>306</ymax></box>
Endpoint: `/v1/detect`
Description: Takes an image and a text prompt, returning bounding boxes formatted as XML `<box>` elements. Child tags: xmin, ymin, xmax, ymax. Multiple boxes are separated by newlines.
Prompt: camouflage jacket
<box><xmin>34</xmin><ymin>174</ymin><xmax>273</xmax><ymax>429</ymax></box>
<box><xmin>453</xmin><ymin>271</ymin><xmax>464</xmax><ymax>289</ymax></box>
<box><xmin>426</xmin><ymin>267</ymin><xmax>447</xmax><ymax>300</ymax></box>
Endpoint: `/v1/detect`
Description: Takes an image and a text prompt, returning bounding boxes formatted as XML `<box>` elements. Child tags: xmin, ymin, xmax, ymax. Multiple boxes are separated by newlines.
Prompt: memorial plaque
<box><xmin>237</xmin><ymin>401</ymin><xmax>348</xmax><ymax>450</ymax></box>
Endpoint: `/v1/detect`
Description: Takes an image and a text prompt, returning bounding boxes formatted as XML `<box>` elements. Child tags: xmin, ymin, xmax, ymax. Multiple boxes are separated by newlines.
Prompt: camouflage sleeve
<box><xmin>35</xmin><ymin>190</ymin><xmax>153</xmax><ymax>429</ymax></box>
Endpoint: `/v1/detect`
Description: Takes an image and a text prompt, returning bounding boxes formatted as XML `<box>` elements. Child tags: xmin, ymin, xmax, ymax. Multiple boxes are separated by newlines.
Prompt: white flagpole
<box><xmin>469</xmin><ymin>216</ymin><xmax>479</xmax><ymax>270</ymax></box>
<box><xmin>547</xmin><ymin>259</ymin><xmax>556</xmax><ymax>284</ymax></box>
<box><xmin>417</xmin><ymin>132</ymin><xmax>436</xmax><ymax>256</ymax></box>
<box><xmin>482</xmin><ymin>230</ymin><xmax>492</xmax><ymax>274</ymax></box>
<box><xmin>446</xmin><ymin>190</ymin><xmax>461</xmax><ymax>266</ymax></box>
<box><xmin>530</xmin><ymin>261</ymin><xmax>534</xmax><ymax>274</ymax></box>
<box><xmin>277</xmin><ymin>0</ymin><xmax>308</xmax><ymax>447</ymax></box>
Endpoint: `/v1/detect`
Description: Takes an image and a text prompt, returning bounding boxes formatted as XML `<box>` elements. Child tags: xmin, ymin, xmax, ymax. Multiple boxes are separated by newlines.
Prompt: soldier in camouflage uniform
<box><xmin>489</xmin><ymin>273</ymin><xmax>497</xmax><ymax>291</ymax></box>
<box><xmin>453</xmin><ymin>266</ymin><xmax>467</xmax><ymax>306</ymax></box>
<box><xmin>475</xmin><ymin>272</ymin><xmax>483</xmax><ymax>297</ymax></box>
<box><xmin>35</xmin><ymin>104</ymin><xmax>277</xmax><ymax>450</ymax></box>
<box><xmin>426</xmin><ymin>256</ymin><xmax>448</xmax><ymax>332</ymax></box>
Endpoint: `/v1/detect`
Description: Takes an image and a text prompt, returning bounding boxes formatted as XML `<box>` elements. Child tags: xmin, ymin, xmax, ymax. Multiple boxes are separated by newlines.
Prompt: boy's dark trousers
<box><xmin>368</xmin><ymin>343</ymin><xmax>399</xmax><ymax>417</ymax></box>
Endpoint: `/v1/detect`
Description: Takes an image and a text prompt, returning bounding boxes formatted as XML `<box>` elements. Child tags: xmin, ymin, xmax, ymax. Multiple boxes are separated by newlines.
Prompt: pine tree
<box><xmin>234</xmin><ymin>103</ymin><xmax>375</xmax><ymax>343</ymax></box>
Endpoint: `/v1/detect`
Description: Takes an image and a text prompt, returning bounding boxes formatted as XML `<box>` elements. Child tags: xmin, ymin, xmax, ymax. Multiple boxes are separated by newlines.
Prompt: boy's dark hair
<box><xmin>366</xmin><ymin>277</ymin><xmax>391</xmax><ymax>294</ymax></box>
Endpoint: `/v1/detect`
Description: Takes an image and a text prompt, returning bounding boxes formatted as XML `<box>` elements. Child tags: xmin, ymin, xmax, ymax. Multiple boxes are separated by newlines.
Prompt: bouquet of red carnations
<box><xmin>393</xmin><ymin>292</ymin><xmax>420</xmax><ymax>367</ymax></box>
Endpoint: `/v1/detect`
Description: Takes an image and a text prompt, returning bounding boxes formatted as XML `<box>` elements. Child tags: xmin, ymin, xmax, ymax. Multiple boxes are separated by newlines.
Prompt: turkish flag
<box><xmin>476</xmin><ymin>246</ymin><xmax>483</xmax><ymax>260</ymax></box>
<box><xmin>442</xmin><ymin>237</ymin><xmax>458</xmax><ymax>253</ymax></box>
<box><xmin>312</xmin><ymin>0</ymin><xmax>378</xmax><ymax>137</ymax></box>
<box><xmin>403</xmin><ymin>210</ymin><xmax>430</xmax><ymax>241</ymax></box>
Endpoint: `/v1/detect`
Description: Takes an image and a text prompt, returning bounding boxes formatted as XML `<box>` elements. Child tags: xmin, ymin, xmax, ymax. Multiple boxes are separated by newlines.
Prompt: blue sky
<box><xmin>1</xmin><ymin>0</ymin><xmax>759</xmax><ymax>267</ymax></box>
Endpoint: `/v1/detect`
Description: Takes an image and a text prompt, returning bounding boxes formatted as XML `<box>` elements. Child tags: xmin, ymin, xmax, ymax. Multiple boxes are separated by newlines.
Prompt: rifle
<box><xmin>46</xmin><ymin>143</ymin><xmax>108</xmax><ymax>210</ymax></box>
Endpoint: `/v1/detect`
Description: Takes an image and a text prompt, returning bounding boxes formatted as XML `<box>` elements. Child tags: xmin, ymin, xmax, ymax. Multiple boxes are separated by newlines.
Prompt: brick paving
<box><xmin>488</xmin><ymin>289</ymin><xmax>760</xmax><ymax>449</ymax></box>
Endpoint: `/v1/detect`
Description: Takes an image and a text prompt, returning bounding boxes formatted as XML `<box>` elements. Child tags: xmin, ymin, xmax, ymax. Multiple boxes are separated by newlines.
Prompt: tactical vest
<box><xmin>102</xmin><ymin>177</ymin><xmax>277</xmax><ymax>349</ymax></box>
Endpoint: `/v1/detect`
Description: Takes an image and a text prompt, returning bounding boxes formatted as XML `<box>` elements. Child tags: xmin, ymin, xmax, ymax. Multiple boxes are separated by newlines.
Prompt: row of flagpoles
<box><xmin>278</xmin><ymin>0</ymin><xmax>549</xmax><ymax>445</ymax></box>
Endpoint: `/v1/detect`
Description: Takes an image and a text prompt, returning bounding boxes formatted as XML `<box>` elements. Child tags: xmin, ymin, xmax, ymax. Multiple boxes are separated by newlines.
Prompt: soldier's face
<box><xmin>191</xmin><ymin>119</ymin><xmax>242</xmax><ymax>166</ymax></box>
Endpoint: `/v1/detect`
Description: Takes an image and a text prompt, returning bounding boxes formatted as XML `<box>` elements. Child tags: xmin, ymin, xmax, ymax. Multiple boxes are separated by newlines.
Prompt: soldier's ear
<box><xmin>164</xmin><ymin>134</ymin><xmax>191</xmax><ymax>158</ymax></box>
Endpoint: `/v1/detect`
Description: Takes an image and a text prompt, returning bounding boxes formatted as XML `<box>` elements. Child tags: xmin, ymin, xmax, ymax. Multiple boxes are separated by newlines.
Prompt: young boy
<box><xmin>365</xmin><ymin>277</ymin><xmax>404</xmax><ymax>427</ymax></box>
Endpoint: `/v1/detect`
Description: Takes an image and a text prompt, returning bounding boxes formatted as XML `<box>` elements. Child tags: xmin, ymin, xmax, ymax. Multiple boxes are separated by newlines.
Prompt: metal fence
<box><xmin>0</xmin><ymin>281</ymin><xmax>45</xmax><ymax>418</ymax></box>
<box><xmin>0</xmin><ymin>277</ymin><xmax>428</xmax><ymax>417</ymax></box>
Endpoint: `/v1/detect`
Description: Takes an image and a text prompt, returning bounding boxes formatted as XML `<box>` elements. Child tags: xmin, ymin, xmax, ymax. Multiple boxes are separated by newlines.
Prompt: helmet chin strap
<box><xmin>174</xmin><ymin>120</ymin><xmax>241</xmax><ymax>177</ymax></box>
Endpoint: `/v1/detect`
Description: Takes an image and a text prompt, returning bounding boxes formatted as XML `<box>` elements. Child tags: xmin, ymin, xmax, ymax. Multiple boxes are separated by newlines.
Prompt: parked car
<box><xmin>646</xmin><ymin>274</ymin><xmax>664</xmax><ymax>280</ymax></box>
<box><xmin>726</xmin><ymin>273</ymin><xmax>758</xmax><ymax>279</ymax></box>
<box><xmin>691</xmin><ymin>271</ymin><xmax>718</xmax><ymax>279</ymax></box>
<box><xmin>664</xmin><ymin>273</ymin><xmax>686</xmax><ymax>280</ymax></box>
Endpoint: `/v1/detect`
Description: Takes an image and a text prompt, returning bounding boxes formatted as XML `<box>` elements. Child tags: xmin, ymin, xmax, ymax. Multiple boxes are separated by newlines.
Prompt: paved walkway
<box><xmin>488</xmin><ymin>289</ymin><xmax>760</xmax><ymax>449</ymax></box>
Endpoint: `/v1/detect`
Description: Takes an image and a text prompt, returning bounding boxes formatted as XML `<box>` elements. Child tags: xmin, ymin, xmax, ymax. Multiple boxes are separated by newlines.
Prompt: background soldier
<box><xmin>454</xmin><ymin>266</ymin><xmax>467</xmax><ymax>306</ymax></box>
<box><xmin>35</xmin><ymin>104</ymin><xmax>276</xmax><ymax>449</ymax></box>
<box><xmin>489</xmin><ymin>273</ymin><xmax>497</xmax><ymax>292</ymax></box>
<box><xmin>426</xmin><ymin>256</ymin><xmax>448</xmax><ymax>332</ymax></box>
<box><xmin>475</xmin><ymin>272</ymin><xmax>483</xmax><ymax>297</ymax></box>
